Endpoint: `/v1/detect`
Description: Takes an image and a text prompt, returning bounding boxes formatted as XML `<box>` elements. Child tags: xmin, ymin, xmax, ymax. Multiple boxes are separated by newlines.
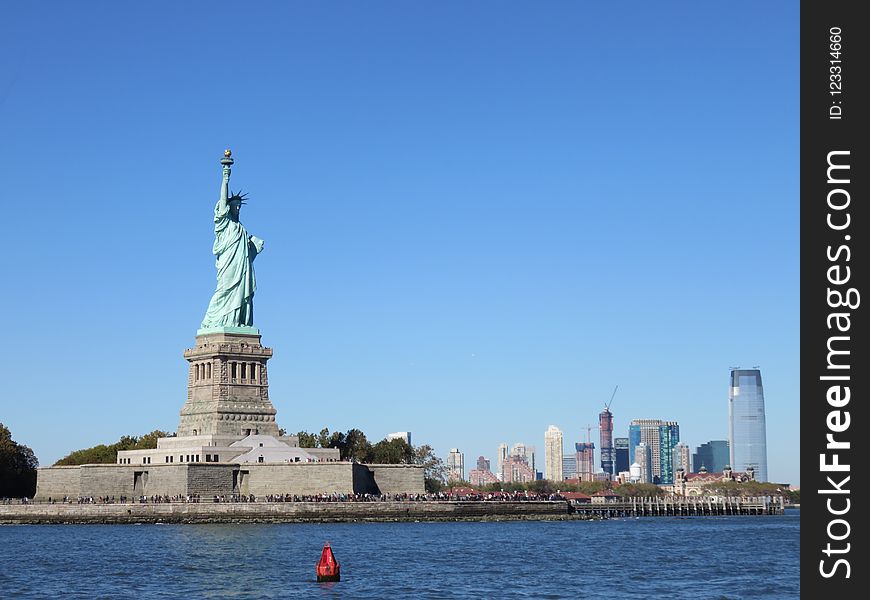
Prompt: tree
<box><xmin>701</xmin><ymin>480</ymin><xmax>788</xmax><ymax>498</ymax></box>
<box><xmin>342</xmin><ymin>429</ymin><xmax>373</xmax><ymax>462</ymax></box>
<box><xmin>296</xmin><ymin>430</ymin><xmax>319</xmax><ymax>448</ymax></box>
<box><xmin>317</xmin><ymin>428</ymin><xmax>332</xmax><ymax>449</ymax></box>
<box><xmin>53</xmin><ymin>430</ymin><xmax>172</xmax><ymax>466</ymax></box>
<box><xmin>0</xmin><ymin>422</ymin><xmax>39</xmax><ymax>498</ymax></box>
<box><xmin>526</xmin><ymin>480</ymin><xmax>555</xmax><ymax>494</ymax></box>
<box><xmin>133</xmin><ymin>430</ymin><xmax>172</xmax><ymax>449</ymax></box>
<box><xmin>414</xmin><ymin>444</ymin><xmax>448</xmax><ymax>492</ymax></box>
<box><xmin>325</xmin><ymin>430</ymin><xmax>347</xmax><ymax>453</ymax></box>
<box><xmin>613</xmin><ymin>483</ymin><xmax>665</xmax><ymax>498</ymax></box>
<box><xmin>371</xmin><ymin>438</ymin><xmax>415</xmax><ymax>464</ymax></box>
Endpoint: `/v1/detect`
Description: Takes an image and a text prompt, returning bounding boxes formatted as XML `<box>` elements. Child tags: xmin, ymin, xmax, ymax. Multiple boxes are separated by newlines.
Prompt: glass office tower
<box><xmin>693</xmin><ymin>440</ymin><xmax>730</xmax><ymax>473</ymax></box>
<box><xmin>628</xmin><ymin>420</ymin><xmax>680</xmax><ymax>484</ymax></box>
<box><xmin>658</xmin><ymin>422</ymin><xmax>680</xmax><ymax>484</ymax></box>
<box><xmin>614</xmin><ymin>437</ymin><xmax>630</xmax><ymax>474</ymax></box>
<box><xmin>728</xmin><ymin>368</ymin><xmax>768</xmax><ymax>481</ymax></box>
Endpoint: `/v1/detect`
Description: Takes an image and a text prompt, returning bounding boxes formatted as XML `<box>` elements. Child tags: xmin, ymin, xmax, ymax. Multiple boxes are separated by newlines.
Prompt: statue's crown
<box><xmin>228</xmin><ymin>190</ymin><xmax>248</xmax><ymax>205</ymax></box>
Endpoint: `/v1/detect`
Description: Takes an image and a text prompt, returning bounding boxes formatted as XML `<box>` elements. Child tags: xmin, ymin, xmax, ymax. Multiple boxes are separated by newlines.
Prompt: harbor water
<box><xmin>0</xmin><ymin>511</ymin><xmax>799</xmax><ymax>599</ymax></box>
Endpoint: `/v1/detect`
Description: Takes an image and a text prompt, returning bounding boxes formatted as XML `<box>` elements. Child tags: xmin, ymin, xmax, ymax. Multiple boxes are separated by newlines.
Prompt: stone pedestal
<box><xmin>178</xmin><ymin>330</ymin><xmax>280</xmax><ymax>437</ymax></box>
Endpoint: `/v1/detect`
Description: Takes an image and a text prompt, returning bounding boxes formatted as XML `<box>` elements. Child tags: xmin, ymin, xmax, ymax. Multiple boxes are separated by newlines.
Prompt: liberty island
<box><xmin>31</xmin><ymin>152</ymin><xmax>424</xmax><ymax>502</ymax></box>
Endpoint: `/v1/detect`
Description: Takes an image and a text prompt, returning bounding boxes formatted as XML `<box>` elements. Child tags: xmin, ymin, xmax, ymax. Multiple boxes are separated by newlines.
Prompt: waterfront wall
<box><xmin>34</xmin><ymin>461</ymin><xmax>425</xmax><ymax>500</ymax></box>
<box><xmin>0</xmin><ymin>501</ymin><xmax>571</xmax><ymax>524</ymax></box>
<box><xmin>365</xmin><ymin>464</ymin><xmax>426</xmax><ymax>494</ymax></box>
<box><xmin>239</xmin><ymin>463</ymin><xmax>356</xmax><ymax>495</ymax></box>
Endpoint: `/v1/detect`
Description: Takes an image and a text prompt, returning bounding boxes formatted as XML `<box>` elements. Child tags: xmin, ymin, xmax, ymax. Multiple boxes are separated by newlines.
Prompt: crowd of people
<box><xmin>6</xmin><ymin>490</ymin><xmax>568</xmax><ymax>505</ymax></box>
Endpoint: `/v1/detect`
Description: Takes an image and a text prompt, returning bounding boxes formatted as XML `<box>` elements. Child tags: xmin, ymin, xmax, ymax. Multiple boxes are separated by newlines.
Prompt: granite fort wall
<box><xmin>80</xmin><ymin>465</ymin><xmax>138</xmax><ymax>498</ymax></box>
<box><xmin>34</xmin><ymin>467</ymin><xmax>82</xmax><ymax>500</ymax></box>
<box><xmin>240</xmin><ymin>463</ymin><xmax>356</xmax><ymax>496</ymax></box>
<box><xmin>37</xmin><ymin>465</ymin><xmax>201</xmax><ymax>499</ymax></box>
<box><xmin>0</xmin><ymin>501</ymin><xmax>571</xmax><ymax>524</ymax></box>
<box><xmin>366</xmin><ymin>464</ymin><xmax>426</xmax><ymax>494</ymax></box>
<box><xmin>187</xmin><ymin>464</ymin><xmax>235</xmax><ymax>497</ymax></box>
<box><xmin>35</xmin><ymin>462</ymin><xmax>424</xmax><ymax>500</ymax></box>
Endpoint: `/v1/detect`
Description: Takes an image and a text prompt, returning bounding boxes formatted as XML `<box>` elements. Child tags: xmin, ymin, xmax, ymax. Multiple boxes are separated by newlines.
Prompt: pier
<box><xmin>570</xmin><ymin>496</ymin><xmax>785</xmax><ymax>517</ymax></box>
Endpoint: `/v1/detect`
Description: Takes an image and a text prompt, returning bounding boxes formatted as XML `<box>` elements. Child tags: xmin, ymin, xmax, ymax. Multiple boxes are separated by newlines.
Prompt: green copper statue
<box><xmin>200</xmin><ymin>150</ymin><xmax>265</xmax><ymax>332</ymax></box>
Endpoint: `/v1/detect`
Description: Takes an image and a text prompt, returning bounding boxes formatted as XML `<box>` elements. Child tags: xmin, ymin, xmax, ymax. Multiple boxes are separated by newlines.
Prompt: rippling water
<box><xmin>0</xmin><ymin>510</ymin><xmax>799</xmax><ymax>599</ymax></box>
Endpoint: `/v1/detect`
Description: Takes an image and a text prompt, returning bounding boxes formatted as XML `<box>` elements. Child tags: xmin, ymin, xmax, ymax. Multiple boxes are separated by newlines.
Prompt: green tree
<box><xmin>296</xmin><ymin>430</ymin><xmax>319</xmax><ymax>448</ymax></box>
<box><xmin>325</xmin><ymin>430</ymin><xmax>347</xmax><ymax>453</ymax></box>
<box><xmin>53</xmin><ymin>430</ymin><xmax>171</xmax><ymax>466</ymax></box>
<box><xmin>371</xmin><ymin>438</ymin><xmax>415</xmax><ymax>464</ymax></box>
<box><xmin>342</xmin><ymin>429</ymin><xmax>372</xmax><ymax>462</ymax></box>
<box><xmin>701</xmin><ymin>480</ymin><xmax>789</xmax><ymax>497</ymax></box>
<box><xmin>133</xmin><ymin>430</ymin><xmax>172</xmax><ymax>449</ymax></box>
<box><xmin>0</xmin><ymin>422</ymin><xmax>40</xmax><ymax>498</ymax></box>
<box><xmin>316</xmin><ymin>428</ymin><xmax>332</xmax><ymax>449</ymax></box>
<box><xmin>414</xmin><ymin>444</ymin><xmax>448</xmax><ymax>492</ymax></box>
<box><xmin>613</xmin><ymin>483</ymin><xmax>665</xmax><ymax>498</ymax></box>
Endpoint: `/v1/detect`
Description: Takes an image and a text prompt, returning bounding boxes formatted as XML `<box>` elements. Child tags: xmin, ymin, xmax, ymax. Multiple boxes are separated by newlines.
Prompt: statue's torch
<box><xmin>221</xmin><ymin>149</ymin><xmax>234</xmax><ymax>179</ymax></box>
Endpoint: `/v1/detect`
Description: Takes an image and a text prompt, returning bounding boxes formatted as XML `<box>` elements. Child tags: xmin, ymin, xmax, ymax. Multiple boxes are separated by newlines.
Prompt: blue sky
<box><xmin>1</xmin><ymin>3</ymin><xmax>799</xmax><ymax>484</ymax></box>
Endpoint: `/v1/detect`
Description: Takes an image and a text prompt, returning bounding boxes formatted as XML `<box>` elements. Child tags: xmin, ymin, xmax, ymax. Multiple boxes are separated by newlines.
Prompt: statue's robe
<box><xmin>201</xmin><ymin>200</ymin><xmax>258</xmax><ymax>328</ymax></box>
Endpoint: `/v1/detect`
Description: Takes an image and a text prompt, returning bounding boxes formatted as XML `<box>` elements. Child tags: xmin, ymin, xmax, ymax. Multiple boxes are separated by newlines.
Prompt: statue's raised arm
<box><xmin>216</xmin><ymin>152</ymin><xmax>232</xmax><ymax>218</ymax></box>
<box><xmin>199</xmin><ymin>150</ymin><xmax>263</xmax><ymax>333</ymax></box>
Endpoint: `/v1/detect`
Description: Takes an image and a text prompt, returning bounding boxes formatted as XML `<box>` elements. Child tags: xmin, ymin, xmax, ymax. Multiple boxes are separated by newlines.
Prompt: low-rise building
<box><xmin>669</xmin><ymin>465</ymin><xmax>759</xmax><ymax>496</ymax></box>
<box><xmin>590</xmin><ymin>490</ymin><xmax>621</xmax><ymax>504</ymax></box>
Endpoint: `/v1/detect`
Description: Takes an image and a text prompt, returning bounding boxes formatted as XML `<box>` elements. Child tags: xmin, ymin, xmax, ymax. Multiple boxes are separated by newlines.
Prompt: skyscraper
<box><xmin>469</xmin><ymin>456</ymin><xmax>498</xmax><ymax>487</ymax></box>
<box><xmin>614</xmin><ymin>437</ymin><xmax>630</xmax><ymax>474</ymax></box>
<box><xmin>634</xmin><ymin>442</ymin><xmax>652</xmax><ymax>483</ymax></box>
<box><xmin>629</xmin><ymin>419</ymin><xmax>680</xmax><ymax>484</ymax></box>
<box><xmin>599</xmin><ymin>406</ymin><xmax>614</xmax><ymax>476</ymax></box>
<box><xmin>658</xmin><ymin>423</ymin><xmax>680</xmax><ymax>484</ymax></box>
<box><xmin>562</xmin><ymin>455</ymin><xmax>577</xmax><ymax>480</ymax></box>
<box><xmin>544</xmin><ymin>425</ymin><xmax>563</xmax><ymax>481</ymax></box>
<box><xmin>447</xmin><ymin>448</ymin><xmax>465</xmax><ymax>482</ymax></box>
<box><xmin>511</xmin><ymin>443</ymin><xmax>528</xmax><ymax>464</ymax></box>
<box><xmin>476</xmin><ymin>456</ymin><xmax>491</xmax><ymax>472</ymax></box>
<box><xmin>497</xmin><ymin>443</ymin><xmax>508</xmax><ymax>481</ymax></box>
<box><xmin>693</xmin><ymin>440</ymin><xmax>730</xmax><ymax>473</ymax></box>
<box><xmin>575</xmin><ymin>442</ymin><xmax>595</xmax><ymax>481</ymax></box>
<box><xmin>672</xmin><ymin>442</ymin><xmax>691</xmax><ymax>475</ymax></box>
<box><xmin>729</xmin><ymin>368</ymin><xmax>768</xmax><ymax>481</ymax></box>
<box><xmin>503</xmin><ymin>454</ymin><xmax>536</xmax><ymax>483</ymax></box>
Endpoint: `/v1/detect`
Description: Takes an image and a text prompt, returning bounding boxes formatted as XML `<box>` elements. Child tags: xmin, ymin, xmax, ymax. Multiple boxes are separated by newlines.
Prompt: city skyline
<box><xmin>450</xmin><ymin>377</ymin><xmax>773</xmax><ymax>486</ymax></box>
<box><xmin>2</xmin><ymin>3</ymin><xmax>799</xmax><ymax>486</ymax></box>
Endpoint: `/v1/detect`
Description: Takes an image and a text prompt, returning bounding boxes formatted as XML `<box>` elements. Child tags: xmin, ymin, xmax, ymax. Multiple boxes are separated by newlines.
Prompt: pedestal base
<box><xmin>178</xmin><ymin>330</ymin><xmax>280</xmax><ymax>437</ymax></box>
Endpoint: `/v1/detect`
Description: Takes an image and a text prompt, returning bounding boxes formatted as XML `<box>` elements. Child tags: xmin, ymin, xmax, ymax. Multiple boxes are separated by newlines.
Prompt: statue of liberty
<box><xmin>200</xmin><ymin>150</ymin><xmax>265</xmax><ymax>331</ymax></box>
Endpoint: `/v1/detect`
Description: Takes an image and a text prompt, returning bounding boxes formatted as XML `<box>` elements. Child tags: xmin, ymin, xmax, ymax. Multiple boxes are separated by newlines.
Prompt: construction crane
<box><xmin>605</xmin><ymin>385</ymin><xmax>618</xmax><ymax>411</ymax></box>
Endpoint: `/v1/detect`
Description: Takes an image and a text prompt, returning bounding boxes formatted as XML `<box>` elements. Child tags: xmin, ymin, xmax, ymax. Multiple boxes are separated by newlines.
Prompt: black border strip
<box><xmin>802</xmin><ymin>1</ymin><xmax>868</xmax><ymax>593</ymax></box>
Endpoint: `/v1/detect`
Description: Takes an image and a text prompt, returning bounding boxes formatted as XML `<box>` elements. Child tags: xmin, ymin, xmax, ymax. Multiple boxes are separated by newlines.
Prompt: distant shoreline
<box><xmin>0</xmin><ymin>498</ymin><xmax>789</xmax><ymax>524</ymax></box>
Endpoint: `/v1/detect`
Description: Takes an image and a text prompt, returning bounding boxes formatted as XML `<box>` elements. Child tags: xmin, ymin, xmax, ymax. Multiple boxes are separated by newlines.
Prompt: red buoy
<box><xmin>316</xmin><ymin>542</ymin><xmax>340</xmax><ymax>582</ymax></box>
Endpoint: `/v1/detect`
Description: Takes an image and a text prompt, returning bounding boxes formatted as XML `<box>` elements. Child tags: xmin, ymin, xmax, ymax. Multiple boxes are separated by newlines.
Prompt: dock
<box><xmin>570</xmin><ymin>496</ymin><xmax>785</xmax><ymax>517</ymax></box>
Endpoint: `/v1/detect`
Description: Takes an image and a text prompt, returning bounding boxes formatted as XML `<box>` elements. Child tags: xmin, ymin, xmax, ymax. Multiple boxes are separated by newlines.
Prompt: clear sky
<box><xmin>1</xmin><ymin>3</ymin><xmax>799</xmax><ymax>484</ymax></box>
